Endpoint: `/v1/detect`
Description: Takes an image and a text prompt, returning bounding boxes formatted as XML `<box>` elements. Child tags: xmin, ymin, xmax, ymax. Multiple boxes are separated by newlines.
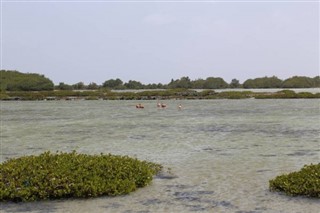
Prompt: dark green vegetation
<box><xmin>0</xmin><ymin>151</ymin><xmax>162</xmax><ymax>202</ymax></box>
<box><xmin>1</xmin><ymin>89</ymin><xmax>319</xmax><ymax>101</ymax></box>
<box><xmin>0</xmin><ymin>70</ymin><xmax>54</xmax><ymax>91</ymax></box>
<box><xmin>254</xmin><ymin>90</ymin><xmax>320</xmax><ymax>99</ymax></box>
<box><xmin>269</xmin><ymin>164</ymin><xmax>320</xmax><ymax>198</ymax></box>
<box><xmin>1</xmin><ymin>70</ymin><xmax>319</xmax><ymax>100</ymax></box>
<box><xmin>243</xmin><ymin>76</ymin><xmax>283</xmax><ymax>88</ymax></box>
<box><xmin>94</xmin><ymin>76</ymin><xmax>320</xmax><ymax>90</ymax></box>
<box><xmin>1</xmin><ymin>70</ymin><xmax>319</xmax><ymax>91</ymax></box>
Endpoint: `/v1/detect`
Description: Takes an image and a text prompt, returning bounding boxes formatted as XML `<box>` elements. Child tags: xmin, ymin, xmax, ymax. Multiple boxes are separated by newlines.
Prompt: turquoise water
<box><xmin>1</xmin><ymin>99</ymin><xmax>319</xmax><ymax>213</ymax></box>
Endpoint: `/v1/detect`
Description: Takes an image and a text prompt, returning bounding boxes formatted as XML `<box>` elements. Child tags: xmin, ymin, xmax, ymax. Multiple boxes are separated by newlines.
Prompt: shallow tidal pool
<box><xmin>1</xmin><ymin>99</ymin><xmax>319</xmax><ymax>212</ymax></box>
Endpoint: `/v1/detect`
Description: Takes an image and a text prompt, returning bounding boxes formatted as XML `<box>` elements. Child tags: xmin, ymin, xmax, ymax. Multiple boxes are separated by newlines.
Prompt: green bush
<box><xmin>269</xmin><ymin>164</ymin><xmax>320</xmax><ymax>198</ymax></box>
<box><xmin>217</xmin><ymin>91</ymin><xmax>253</xmax><ymax>99</ymax></box>
<box><xmin>0</xmin><ymin>151</ymin><xmax>162</xmax><ymax>202</ymax></box>
<box><xmin>297</xmin><ymin>92</ymin><xmax>320</xmax><ymax>98</ymax></box>
<box><xmin>0</xmin><ymin>70</ymin><xmax>54</xmax><ymax>91</ymax></box>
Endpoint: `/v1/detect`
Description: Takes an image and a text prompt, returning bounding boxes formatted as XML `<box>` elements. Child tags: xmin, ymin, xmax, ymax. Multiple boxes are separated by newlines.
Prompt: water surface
<box><xmin>1</xmin><ymin>99</ymin><xmax>319</xmax><ymax>213</ymax></box>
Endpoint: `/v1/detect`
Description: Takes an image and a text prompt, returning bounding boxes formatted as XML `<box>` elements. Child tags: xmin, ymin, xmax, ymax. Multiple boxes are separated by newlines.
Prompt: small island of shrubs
<box><xmin>269</xmin><ymin>163</ymin><xmax>320</xmax><ymax>198</ymax></box>
<box><xmin>0</xmin><ymin>151</ymin><xmax>162</xmax><ymax>202</ymax></box>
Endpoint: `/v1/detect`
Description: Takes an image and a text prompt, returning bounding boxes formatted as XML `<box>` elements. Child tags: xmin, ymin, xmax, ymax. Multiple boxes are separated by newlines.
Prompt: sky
<box><xmin>1</xmin><ymin>0</ymin><xmax>319</xmax><ymax>85</ymax></box>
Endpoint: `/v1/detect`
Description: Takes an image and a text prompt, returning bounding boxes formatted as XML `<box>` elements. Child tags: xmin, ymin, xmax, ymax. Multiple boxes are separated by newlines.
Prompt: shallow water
<box><xmin>1</xmin><ymin>99</ymin><xmax>319</xmax><ymax>213</ymax></box>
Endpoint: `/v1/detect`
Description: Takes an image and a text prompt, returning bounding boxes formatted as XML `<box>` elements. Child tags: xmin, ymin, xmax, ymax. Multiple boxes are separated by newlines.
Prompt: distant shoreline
<box><xmin>1</xmin><ymin>88</ymin><xmax>319</xmax><ymax>101</ymax></box>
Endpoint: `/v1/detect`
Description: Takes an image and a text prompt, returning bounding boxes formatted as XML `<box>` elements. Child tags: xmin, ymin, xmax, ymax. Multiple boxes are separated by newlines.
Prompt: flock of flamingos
<box><xmin>136</xmin><ymin>102</ymin><xmax>182</xmax><ymax>110</ymax></box>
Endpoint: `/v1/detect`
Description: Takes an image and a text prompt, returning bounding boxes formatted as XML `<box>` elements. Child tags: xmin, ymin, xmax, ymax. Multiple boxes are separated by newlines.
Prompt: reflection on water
<box><xmin>1</xmin><ymin>99</ymin><xmax>320</xmax><ymax>213</ymax></box>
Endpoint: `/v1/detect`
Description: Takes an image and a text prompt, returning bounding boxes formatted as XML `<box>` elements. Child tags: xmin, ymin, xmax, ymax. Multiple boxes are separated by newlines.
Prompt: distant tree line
<box><xmin>1</xmin><ymin>70</ymin><xmax>319</xmax><ymax>91</ymax></box>
<box><xmin>242</xmin><ymin>76</ymin><xmax>320</xmax><ymax>88</ymax></box>
<box><xmin>64</xmin><ymin>76</ymin><xmax>319</xmax><ymax>90</ymax></box>
<box><xmin>0</xmin><ymin>70</ymin><xmax>54</xmax><ymax>91</ymax></box>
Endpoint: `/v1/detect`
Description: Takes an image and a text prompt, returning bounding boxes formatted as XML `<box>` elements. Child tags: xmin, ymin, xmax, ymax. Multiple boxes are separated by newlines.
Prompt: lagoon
<box><xmin>1</xmin><ymin>99</ymin><xmax>319</xmax><ymax>212</ymax></box>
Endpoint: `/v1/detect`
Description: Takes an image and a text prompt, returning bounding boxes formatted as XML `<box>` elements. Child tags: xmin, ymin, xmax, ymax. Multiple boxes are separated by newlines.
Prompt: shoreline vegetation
<box><xmin>0</xmin><ymin>151</ymin><xmax>162</xmax><ymax>202</ymax></box>
<box><xmin>1</xmin><ymin>70</ymin><xmax>319</xmax><ymax>100</ymax></box>
<box><xmin>1</xmin><ymin>88</ymin><xmax>319</xmax><ymax>101</ymax></box>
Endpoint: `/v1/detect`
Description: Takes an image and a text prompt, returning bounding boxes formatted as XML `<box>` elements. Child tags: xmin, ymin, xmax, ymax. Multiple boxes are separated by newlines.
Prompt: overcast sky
<box><xmin>1</xmin><ymin>0</ymin><xmax>319</xmax><ymax>85</ymax></box>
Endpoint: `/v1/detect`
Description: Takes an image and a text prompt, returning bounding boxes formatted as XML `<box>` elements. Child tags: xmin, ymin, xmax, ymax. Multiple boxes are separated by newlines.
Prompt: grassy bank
<box><xmin>1</xmin><ymin>89</ymin><xmax>319</xmax><ymax>101</ymax></box>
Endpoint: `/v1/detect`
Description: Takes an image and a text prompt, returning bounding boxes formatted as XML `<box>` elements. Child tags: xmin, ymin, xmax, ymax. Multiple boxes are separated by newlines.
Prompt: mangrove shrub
<box><xmin>0</xmin><ymin>70</ymin><xmax>54</xmax><ymax>91</ymax></box>
<box><xmin>269</xmin><ymin>164</ymin><xmax>320</xmax><ymax>198</ymax></box>
<box><xmin>0</xmin><ymin>151</ymin><xmax>162</xmax><ymax>202</ymax></box>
